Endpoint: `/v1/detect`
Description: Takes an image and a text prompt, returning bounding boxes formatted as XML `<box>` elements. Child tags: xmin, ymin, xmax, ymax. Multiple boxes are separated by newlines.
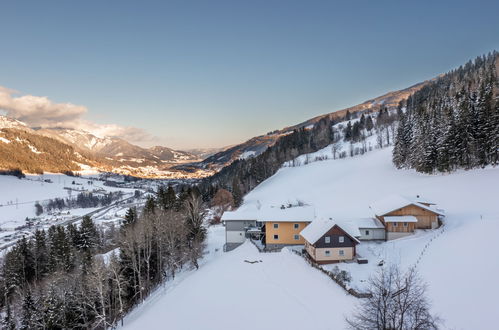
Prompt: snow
<box><xmin>241</xmin><ymin>147</ymin><xmax>499</xmax><ymax>329</ymax></box>
<box><xmin>28</xmin><ymin>144</ymin><xmax>42</xmax><ymax>154</ymax></box>
<box><xmin>238</xmin><ymin>150</ymin><xmax>256</xmax><ymax>159</ymax></box>
<box><xmin>383</xmin><ymin>215</ymin><xmax>418</xmax><ymax>223</ymax></box>
<box><xmin>369</xmin><ymin>194</ymin><xmax>444</xmax><ymax>217</ymax></box>
<box><xmin>0</xmin><ymin>173</ymin><xmax>134</xmax><ymax>229</ymax></box>
<box><xmin>222</xmin><ymin>205</ymin><xmax>315</xmax><ymax>222</ymax></box>
<box><xmin>0</xmin><ymin>136</ymin><xmax>11</xmax><ymax>144</ymax></box>
<box><xmin>355</xmin><ymin>217</ymin><xmax>385</xmax><ymax>228</ymax></box>
<box><xmin>300</xmin><ymin>218</ymin><xmax>336</xmax><ymax>243</ymax></box>
<box><xmin>118</xmin><ymin>144</ymin><xmax>498</xmax><ymax>330</ymax></box>
<box><xmin>96</xmin><ymin>247</ymin><xmax>120</xmax><ymax>265</ymax></box>
<box><xmin>121</xmin><ymin>226</ymin><xmax>356</xmax><ymax>330</ymax></box>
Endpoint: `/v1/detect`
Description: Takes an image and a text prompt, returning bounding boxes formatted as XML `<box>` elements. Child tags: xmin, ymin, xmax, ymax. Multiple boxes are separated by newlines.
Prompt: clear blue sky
<box><xmin>1</xmin><ymin>0</ymin><xmax>498</xmax><ymax>149</ymax></box>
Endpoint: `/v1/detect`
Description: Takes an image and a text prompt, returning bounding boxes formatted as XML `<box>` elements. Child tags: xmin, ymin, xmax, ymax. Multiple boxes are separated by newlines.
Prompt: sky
<box><xmin>0</xmin><ymin>0</ymin><xmax>498</xmax><ymax>149</ymax></box>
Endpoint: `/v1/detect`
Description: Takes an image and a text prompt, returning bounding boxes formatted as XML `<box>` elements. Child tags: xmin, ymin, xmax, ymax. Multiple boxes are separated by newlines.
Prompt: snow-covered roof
<box><xmin>369</xmin><ymin>195</ymin><xmax>444</xmax><ymax>216</ymax></box>
<box><xmin>356</xmin><ymin>217</ymin><xmax>386</xmax><ymax>229</ymax></box>
<box><xmin>221</xmin><ymin>205</ymin><xmax>315</xmax><ymax>223</ymax></box>
<box><xmin>300</xmin><ymin>218</ymin><xmax>360</xmax><ymax>245</ymax></box>
<box><xmin>383</xmin><ymin>216</ymin><xmax>418</xmax><ymax>223</ymax></box>
<box><xmin>221</xmin><ymin>209</ymin><xmax>258</xmax><ymax>221</ymax></box>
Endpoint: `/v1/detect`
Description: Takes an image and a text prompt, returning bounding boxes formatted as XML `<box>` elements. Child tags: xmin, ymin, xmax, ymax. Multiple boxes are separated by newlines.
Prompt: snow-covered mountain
<box><xmin>0</xmin><ymin>116</ymin><xmax>209</xmax><ymax>178</ymax></box>
<box><xmin>0</xmin><ymin>115</ymin><xmax>30</xmax><ymax>130</ymax></box>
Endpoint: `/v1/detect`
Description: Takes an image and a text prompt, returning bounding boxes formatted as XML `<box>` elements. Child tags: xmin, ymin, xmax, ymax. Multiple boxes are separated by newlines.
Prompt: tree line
<box><xmin>393</xmin><ymin>52</ymin><xmax>499</xmax><ymax>173</ymax></box>
<box><xmin>1</xmin><ymin>186</ymin><xmax>206</xmax><ymax>329</ymax></box>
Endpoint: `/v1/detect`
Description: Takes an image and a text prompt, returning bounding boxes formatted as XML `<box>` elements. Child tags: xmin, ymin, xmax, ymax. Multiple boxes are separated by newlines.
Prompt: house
<box><xmin>356</xmin><ymin>217</ymin><xmax>386</xmax><ymax>240</ymax></box>
<box><xmin>221</xmin><ymin>210</ymin><xmax>261</xmax><ymax>251</ymax></box>
<box><xmin>221</xmin><ymin>205</ymin><xmax>315</xmax><ymax>251</ymax></box>
<box><xmin>370</xmin><ymin>195</ymin><xmax>444</xmax><ymax>240</ymax></box>
<box><xmin>300</xmin><ymin>219</ymin><xmax>360</xmax><ymax>264</ymax></box>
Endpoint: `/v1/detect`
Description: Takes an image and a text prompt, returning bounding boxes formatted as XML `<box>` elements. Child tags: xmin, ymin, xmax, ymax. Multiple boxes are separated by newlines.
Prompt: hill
<box><xmin>182</xmin><ymin>81</ymin><xmax>429</xmax><ymax>172</ymax></box>
<box><xmin>123</xmin><ymin>144</ymin><xmax>499</xmax><ymax>330</ymax></box>
<box><xmin>0</xmin><ymin>117</ymin><xmax>211</xmax><ymax>178</ymax></box>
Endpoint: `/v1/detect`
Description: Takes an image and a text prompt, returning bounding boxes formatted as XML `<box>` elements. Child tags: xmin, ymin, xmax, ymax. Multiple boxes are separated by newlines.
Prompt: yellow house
<box><xmin>261</xmin><ymin>206</ymin><xmax>315</xmax><ymax>250</ymax></box>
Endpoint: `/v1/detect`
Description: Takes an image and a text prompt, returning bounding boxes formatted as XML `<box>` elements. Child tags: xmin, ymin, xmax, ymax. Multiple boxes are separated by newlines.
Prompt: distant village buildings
<box><xmin>222</xmin><ymin>195</ymin><xmax>445</xmax><ymax>264</ymax></box>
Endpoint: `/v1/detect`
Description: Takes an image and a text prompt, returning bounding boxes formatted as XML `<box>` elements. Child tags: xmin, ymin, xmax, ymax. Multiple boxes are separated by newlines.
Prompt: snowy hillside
<box><xmin>242</xmin><ymin>146</ymin><xmax>499</xmax><ymax>329</ymax></box>
<box><xmin>122</xmin><ymin>226</ymin><xmax>356</xmax><ymax>330</ymax></box>
<box><xmin>123</xmin><ymin>145</ymin><xmax>499</xmax><ymax>330</ymax></box>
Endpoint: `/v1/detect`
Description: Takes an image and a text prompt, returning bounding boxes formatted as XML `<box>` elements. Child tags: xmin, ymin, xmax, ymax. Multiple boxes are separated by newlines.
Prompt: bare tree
<box><xmin>183</xmin><ymin>193</ymin><xmax>207</xmax><ymax>269</ymax></box>
<box><xmin>211</xmin><ymin>189</ymin><xmax>234</xmax><ymax>223</ymax></box>
<box><xmin>346</xmin><ymin>265</ymin><xmax>440</xmax><ymax>330</ymax></box>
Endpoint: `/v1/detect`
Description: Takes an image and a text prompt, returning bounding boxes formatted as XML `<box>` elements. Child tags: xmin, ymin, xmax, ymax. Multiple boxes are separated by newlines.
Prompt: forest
<box><xmin>393</xmin><ymin>52</ymin><xmax>499</xmax><ymax>173</ymax></box>
<box><xmin>0</xmin><ymin>186</ymin><xmax>206</xmax><ymax>329</ymax></box>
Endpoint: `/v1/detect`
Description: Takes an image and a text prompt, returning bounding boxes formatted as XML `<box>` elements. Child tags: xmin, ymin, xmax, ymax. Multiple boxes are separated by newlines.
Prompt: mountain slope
<box><xmin>182</xmin><ymin>81</ymin><xmax>429</xmax><ymax>172</ymax></box>
<box><xmin>0</xmin><ymin>117</ymin><xmax>209</xmax><ymax>177</ymax></box>
<box><xmin>0</xmin><ymin>127</ymin><xmax>94</xmax><ymax>173</ymax></box>
<box><xmin>239</xmin><ymin>146</ymin><xmax>499</xmax><ymax>330</ymax></box>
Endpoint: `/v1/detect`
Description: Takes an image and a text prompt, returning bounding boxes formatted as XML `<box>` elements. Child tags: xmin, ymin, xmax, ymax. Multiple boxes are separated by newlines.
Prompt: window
<box><xmin>273</xmin><ymin>234</ymin><xmax>279</xmax><ymax>240</ymax></box>
<box><xmin>339</xmin><ymin>236</ymin><xmax>345</xmax><ymax>243</ymax></box>
<box><xmin>393</xmin><ymin>222</ymin><xmax>398</xmax><ymax>227</ymax></box>
<box><xmin>403</xmin><ymin>222</ymin><xmax>408</xmax><ymax>227</ymax></box>
<box><xmin>339</xmin><ymin>250</ymin><xmax>345</xmax><ymax>256</ymax></box>
<box><xmin>365</xmin><ymin>230</ymin><xmax>370</xmax><ymax>235</ymax></box>
<box><xmin>294</xmin><ymin>234</ymin><xmax>300</xmax><ymax>240</ymax></box>
<box><xmin>273</xmin><ymin>223</ymin><xmax>279</xmax><ymax>229</ymax></box>
<box><xmin>325</xmin><ymin>236</ymin><xmax>331</xmax><ymax>244</ymax></box>
<box><xmin>325</xmin><ymin>250</ymin><xmax>331</xmax><ymax>256</ymax></box>
<box><xmin>294</xmin><ymin>223</ymin><xmax>299</xmax><ymax>229</ymax></box>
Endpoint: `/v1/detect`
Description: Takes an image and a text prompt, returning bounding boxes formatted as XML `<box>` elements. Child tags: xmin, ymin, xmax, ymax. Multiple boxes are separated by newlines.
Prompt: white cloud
<box><xmin>0</xmin><ymin>86</ymin><xmax>154</xmax><ymax>145</ymax></box>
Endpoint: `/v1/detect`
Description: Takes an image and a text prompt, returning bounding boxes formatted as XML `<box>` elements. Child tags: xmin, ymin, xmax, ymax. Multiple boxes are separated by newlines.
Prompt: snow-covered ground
<box><xmin>122</xmin><ymin>145</ymin><xmax>498</xmax><ymax>330</ymax></box>
<box><xmin>0</xmin><ymin>173</ymin><xmax>140</xmax><ymax>250</ymax></box>
<box><xmin>242</xmin><ymin>146</ymin><xmax>499</xmax><ymax>330</ymax></box>
<box><xmin>122</xmin><ymin>225</ymin><xmax>356</xmax><ymax>330</ymax></box>
<box><xmin>0</xmin><ymin>173</ymin><xmax>133</xmax><ymax>228</ymax></box>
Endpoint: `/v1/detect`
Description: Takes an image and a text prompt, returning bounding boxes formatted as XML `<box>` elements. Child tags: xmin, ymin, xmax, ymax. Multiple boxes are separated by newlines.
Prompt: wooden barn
<box><xmin>370</xmin><ymin>195</ymin><xmax>445</xmax><ymax>240</ymax></box>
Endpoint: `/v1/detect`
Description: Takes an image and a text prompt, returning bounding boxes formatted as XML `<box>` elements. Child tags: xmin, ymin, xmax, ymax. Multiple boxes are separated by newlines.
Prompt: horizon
<box><xmin>1</xmin><ymin>1</ymin><xmax>498</xmax><ymax>149</ymax></box>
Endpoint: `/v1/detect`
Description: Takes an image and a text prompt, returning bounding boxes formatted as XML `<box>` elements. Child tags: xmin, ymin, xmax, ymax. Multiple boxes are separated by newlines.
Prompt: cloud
<box><xmin>0</xmin><ymin>86</ymin><xmax>154</xmax><ymax>145</ymax></box>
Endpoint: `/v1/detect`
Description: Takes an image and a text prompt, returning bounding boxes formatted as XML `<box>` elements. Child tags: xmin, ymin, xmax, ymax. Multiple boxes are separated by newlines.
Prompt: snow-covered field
<box><xmin>123</xmin><ymin>145</ymin><xmax>499</xmax><ymax>330</ymax></box>
<box><xmin>122</xmin><ymin>225</ymin><xmax>356</xmax><ymax>330</ymax></box>
<box><xmin>0</xmin><ymin>173</ymin><xmax>133</xmax><ymax>228</ymax></box>
<box><xmin>242</xmin><ymin>147</ymin><xmax>499</xmax><ymax>330</ymax></box>
<box><xmin>0</xmin><ymin>173</ymin><xmax>140</xmax><ymax>250</ymax></box>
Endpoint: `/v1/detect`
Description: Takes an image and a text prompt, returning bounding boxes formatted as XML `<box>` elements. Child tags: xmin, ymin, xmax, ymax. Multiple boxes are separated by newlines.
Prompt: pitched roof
<box><xmin>300</xmin><ymin>219</ymin><xmax>360</xmax><ymax>245</ymax></box>
<box><xmin>369</xmin><ymin>195</ymin><xmax>444</xmax><ymax>216</ymax></box>
<box><xmin>221</xmin><ymin>205</ymin><xmax>315</xmax><ymax>223</ymax></box>
<box><xmin>383</xmin><ymin>216</ymin><xmax>418</xmax><ymax>223</ymax></box>
<box><xmin>356</xmin><ymin>217</ymin><xmax>386</xmax><ymax>229</ymax></box>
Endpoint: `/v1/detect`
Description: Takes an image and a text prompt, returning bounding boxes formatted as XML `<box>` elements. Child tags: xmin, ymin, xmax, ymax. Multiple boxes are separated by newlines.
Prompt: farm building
<box><xmin>300</xmin><ymin>219</ymin><xmax>360</xmax><ymax>264</ymax></box>
<box><xmin>355</xmin><ymin>217</ymin><xmax>386</xmax><ymax>240</ymax></box>
<box><xmin>370</xmin><ymin>195</ymin><xmax>445</xmax><ymax>240</ymax></box>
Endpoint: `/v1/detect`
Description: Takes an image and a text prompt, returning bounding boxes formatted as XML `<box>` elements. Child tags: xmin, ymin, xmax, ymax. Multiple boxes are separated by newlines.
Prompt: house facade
<box><xmin>222</xmin><ymin>205</ymin><xmax>315</xmax><ymax>251</ymax></box>
<box><xmin>370</xmin><ymin>195</ymin><xmax>444</xmax><ymax>240</ymax></box>
<box><xmin>265</xmin><ymin>221</ymin><xmax>310</xmax><ymax>250</ymax></box>
<box><xmin>301</xmin><ymin>220</ymin><xmax>360</xmax><ymax>264</ymax></box>
<box><xmin>356</xmin><ymin>217</ymin><xmax>386</xmax><ymax>240</ymax></box>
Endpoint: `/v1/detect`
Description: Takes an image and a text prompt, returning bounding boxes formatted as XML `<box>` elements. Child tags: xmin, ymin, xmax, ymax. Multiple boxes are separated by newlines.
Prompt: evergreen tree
<box><xmin>231</xmin><ymin>178</ymin><xmax>243</xmax><ymax>207</ymax></box>
<box><xmin>344</xmin><ymin>121</ymin><xmax>352</xmax><ymax>141</ymax></box>
<box><xmin>123</xmin><ymin>207</ymin><xmax>137</xmax><ymax>227</ymax></box>
<box><xmin>143</xmin><ymin>195</ymin><xmax>156</xmax><ymax>214</ymax></box>
<box><xmin>20</xmin><ymin>290</ymin><xmax>37</xmax><ymax>330</ymax></box>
